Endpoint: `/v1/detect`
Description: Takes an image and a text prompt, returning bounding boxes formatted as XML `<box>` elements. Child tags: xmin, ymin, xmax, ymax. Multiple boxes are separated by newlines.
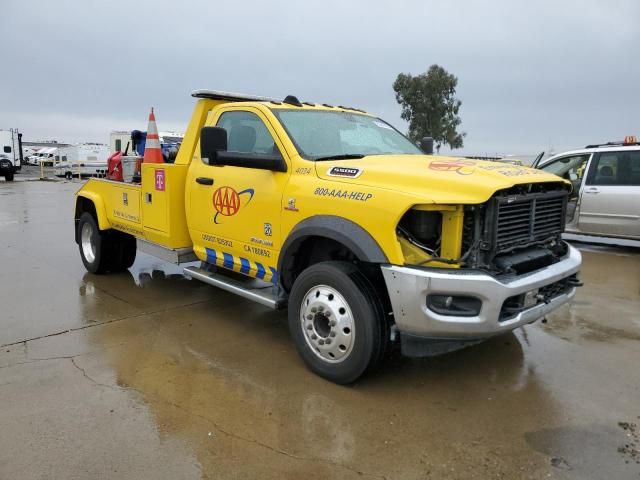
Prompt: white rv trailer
<box><xmin>110</xmin><ymin>130</ymin><xmax>184</xmax><ymax>156</ymax></box>
<box><xmin>0</xmin><ymin>129</ymin><xmax>22</xmax><ymax>181</ymax></box>
<box><xmin>54</xmin><ymin>144</ymin><xmax>95</xmax><ymax>164</ymax></box>
<box><xmin>110</xmin><ymin>131</ymin><xmax>132</xmax><ymax>154</ymax></box>
<box><xmin>54</xmin><ymin>144</ymin><xmax>109</xmax><ymax>179</ymax></box>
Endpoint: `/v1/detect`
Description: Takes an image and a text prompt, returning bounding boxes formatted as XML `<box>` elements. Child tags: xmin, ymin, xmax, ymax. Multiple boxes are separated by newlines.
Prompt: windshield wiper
<box><xmin>314</xmin><ymin>154</ymin><xmax>365</xmax><ymax>161</ymax></box>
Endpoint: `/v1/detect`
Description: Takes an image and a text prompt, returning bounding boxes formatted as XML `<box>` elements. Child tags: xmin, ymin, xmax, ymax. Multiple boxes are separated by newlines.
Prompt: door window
<box><xmin>586</xmin><ymin>150</ymin><xmax>640</xmax><ymax>186</ymax></box>
<box><xmin>541</xmin><ymin>154</ymin><xmax>590</xmax><ymax>182</ymax></box>
<box><xmin>3</xmin><ymin>146</ymin><xmax>11</xmax><ymax>153</ymax></box>
<box><xmin>541</xmin><ymin>154</ymin><xmax>590</xmax><ymax>210</ymax></box>
<box><xmin>216</xmin><ymin>111</ymin><xmax>281</xmax><ymax>156</ymax></box>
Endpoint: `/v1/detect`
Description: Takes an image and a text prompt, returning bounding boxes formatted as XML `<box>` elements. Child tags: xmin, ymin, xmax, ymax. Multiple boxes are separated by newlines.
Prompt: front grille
<box><xmin>460</xmin><ymin>183</ymin><xmax>569</xmax><ymax>272</ymax></box>
<box><xmin>493</xmin><ymin>192</ymin><xmax>567</xmax><ymax>250</ymax></box>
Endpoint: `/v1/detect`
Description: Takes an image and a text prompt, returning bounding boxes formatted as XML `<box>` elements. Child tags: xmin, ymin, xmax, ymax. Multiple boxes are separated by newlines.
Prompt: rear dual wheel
<box><xmin>78</xmin><ymin>212</ymin><xmax>136</xmax><ymax>274</ymax></box>
<box><xmin>288</xmin><ymin>261</ymin><xmax>388</xmax><ymax>384</ymax></box>
<box><xmin>4</xmin><ymin>173</ymin><xmax>14</xmax><ymax>181</ymax></box>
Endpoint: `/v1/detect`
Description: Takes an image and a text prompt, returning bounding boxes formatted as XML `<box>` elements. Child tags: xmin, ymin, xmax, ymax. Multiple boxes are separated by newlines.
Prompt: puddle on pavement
<box><xmin>542</xmin><ymin>248</ymin><xmax>640</xmax><ymax>345</ymax></box>
<box><xmin>49</xmin><ymin>243</ymin><xmax>637</xmax><ymax>479</ymax></box>
<box><xmin>72</xmin><ymin>294</ymin><xmax>565</xmax><ymax>479</ymax></box>
<box><xmin>525</xmin><ymin>423</ymin><xmax>640</xmax><ymax>477</ymax></box>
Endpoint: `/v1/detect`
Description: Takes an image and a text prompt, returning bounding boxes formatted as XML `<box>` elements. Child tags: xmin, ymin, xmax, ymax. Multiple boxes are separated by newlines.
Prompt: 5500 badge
<box><xmin>327</xmin><ymin>166</ymin><xmax>362</xmax><ymax>178</ymax></box>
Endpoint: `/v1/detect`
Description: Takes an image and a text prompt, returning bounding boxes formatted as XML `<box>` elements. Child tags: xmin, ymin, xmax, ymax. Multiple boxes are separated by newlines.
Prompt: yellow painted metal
<box><xmin>77</xmin><ymin>180</ymin><xmax>140</xmax><ymax>235</ymax></box>
<box><xmin>76</xmin><ymin>97</ymin><xmax>568</xmax><ymax>273</ymax></box>
<box><xmin>398</xmin><ymin>236</ymin><xmax>431</xmax><ymax>265</ymax></box>
<box><xmin>439</xmin><ymin>205</ymin><xmax>465</xmax><ymax>264</ymax></box>
<box><xmin>186</xmin><ymin>105</ymin><xmax>291</xmax><ymax>269</ymax></box>
<box><xmin>141</xmin><ymin>165</ymin><xmax>168</xmax><ymax>233</ymax></box>
<box><xmin>140</xmin><ymin>163</ymin><xmax>192</xmax><ymax>248</ymax></box>
<box><xmin>413</xmin><ymin>204</ymin><xmax>457</xmax><ymax>211</ymax></box>
<box><xmin>174</xmin><ymin>99</ymin><xmax>222</xmax><ymax>166</ymax></box>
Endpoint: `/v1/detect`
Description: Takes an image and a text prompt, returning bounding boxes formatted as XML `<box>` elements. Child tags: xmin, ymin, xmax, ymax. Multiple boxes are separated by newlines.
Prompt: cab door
<box><xmin>578</xmin><ymin>150</ymin><xmax>640</xmax><ymax>238</ymax></box>
<box><xmin>539</xmin><ymin>153</ymin><xmax>591</xmax><ymax>225</ymax></box>
<box><xmin>188</xmin><ymin>107</ymin><xmax>290</xmax><ymax>280</ymax></box>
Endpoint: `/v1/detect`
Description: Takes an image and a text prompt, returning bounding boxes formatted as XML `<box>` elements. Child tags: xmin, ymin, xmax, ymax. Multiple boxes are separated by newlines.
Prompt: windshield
<box><xmin>272</xmin><ymin>109</ymin><xmax>422</xmax><ymax>160</ymax></box>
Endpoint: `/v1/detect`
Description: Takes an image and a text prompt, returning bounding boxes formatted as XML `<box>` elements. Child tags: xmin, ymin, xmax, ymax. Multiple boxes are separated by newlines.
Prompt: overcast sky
<box><xmin>1</xmin><ymin>0</ymin><xmax>638</xmax><ymax>156</ymax></box>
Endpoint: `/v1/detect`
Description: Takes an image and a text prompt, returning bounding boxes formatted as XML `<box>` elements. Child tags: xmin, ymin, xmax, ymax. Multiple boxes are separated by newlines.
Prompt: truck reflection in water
<box><xmin>74</xmin><ymin>261</ymin><xmax>565</xmax><ymax>478</ymax></box>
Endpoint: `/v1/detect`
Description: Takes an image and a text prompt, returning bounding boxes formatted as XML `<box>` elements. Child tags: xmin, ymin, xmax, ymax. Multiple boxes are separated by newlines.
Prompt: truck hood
<box><xmin>315</xmin><ymin>154</ymin><xmax>565</xmax><ymax>204</ymax></box>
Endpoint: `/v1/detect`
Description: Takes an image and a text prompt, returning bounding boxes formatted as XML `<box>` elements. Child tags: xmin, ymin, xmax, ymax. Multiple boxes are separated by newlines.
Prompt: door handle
<box><xmin>196</xmin><ymin>177</ymin><xmax>214</xmax><ymax>185</ymax></box>
<box><xmin>584</xmin><ymin>187</ymin><xmax>599</xmax><ymax>194</ymax></box>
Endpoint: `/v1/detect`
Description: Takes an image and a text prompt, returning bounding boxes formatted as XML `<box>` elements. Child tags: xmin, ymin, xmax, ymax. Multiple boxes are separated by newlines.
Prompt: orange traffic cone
<box><xmin>143</xmin><ymin>107</ymin><xmax>164</xmax><ymax>164</ymax></box>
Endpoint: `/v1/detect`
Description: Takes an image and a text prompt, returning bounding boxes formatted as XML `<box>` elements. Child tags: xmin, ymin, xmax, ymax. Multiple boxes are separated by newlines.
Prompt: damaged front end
<box><xmin>388</xmin><ymin>181</ymin><xmax>582</xmax><ymax>357</ymax></box>
<box><xmin>398</xmin><ymin>181</ymin><xmax>573</xmax><ymax>276</ymax></box>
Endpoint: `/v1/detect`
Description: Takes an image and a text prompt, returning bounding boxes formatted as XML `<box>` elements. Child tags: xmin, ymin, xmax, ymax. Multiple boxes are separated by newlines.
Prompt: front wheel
<box><xmin>288</xmin><ymin>261</ymin><xmax>388</xmax><ymax>384</ymax></box>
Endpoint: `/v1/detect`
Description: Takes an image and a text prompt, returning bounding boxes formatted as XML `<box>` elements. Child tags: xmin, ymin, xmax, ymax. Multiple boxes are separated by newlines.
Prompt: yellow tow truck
<box><xmin>75</xmin><ymin>90</ymin><xmax>582</xmax><ymax>383</ymax></box>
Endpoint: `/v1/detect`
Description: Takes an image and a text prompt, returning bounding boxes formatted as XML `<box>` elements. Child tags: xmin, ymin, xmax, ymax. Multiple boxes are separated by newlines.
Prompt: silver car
<box><xmin>534</xmin><ymin>140</ymin><xmax>640</xmax><ymax>241</ymax></box>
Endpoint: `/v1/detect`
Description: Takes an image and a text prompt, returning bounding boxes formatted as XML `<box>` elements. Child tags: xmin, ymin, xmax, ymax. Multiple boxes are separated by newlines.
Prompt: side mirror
<box><xmin>217</xmin><ymin>151</ymin><xmax>287</xmax><ymax>172</ymax></box>
<box><xmin>419</xmin><ymin>137</ymin><xmax>434</xmax><ymax>155</ymax></box>
<box><xmin>200</xmin><ymin>126</ymin><xmax>228</xmax><ymax>165</ymax></box>
<box><xmin>201</xmin><ymin>125</ymin><xmax>287</xmax><ymax>172</ymax></box>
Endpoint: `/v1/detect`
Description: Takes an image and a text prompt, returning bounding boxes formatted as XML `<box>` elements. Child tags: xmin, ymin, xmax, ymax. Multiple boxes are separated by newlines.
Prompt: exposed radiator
<box><xmin>492</xmin><ymin>192</ymin><xmax>567</xmax><ymax>251</ymax></box>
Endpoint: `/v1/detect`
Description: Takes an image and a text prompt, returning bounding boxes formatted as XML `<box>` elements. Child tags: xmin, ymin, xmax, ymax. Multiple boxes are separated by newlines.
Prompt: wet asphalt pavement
<box><xmin>1</xmin><ymin>179</ymin><xmax>639</xmax><ymax>479</ymax></box>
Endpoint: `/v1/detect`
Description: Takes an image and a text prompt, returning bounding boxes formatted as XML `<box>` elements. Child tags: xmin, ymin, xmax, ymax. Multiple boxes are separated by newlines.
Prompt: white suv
<box><xmin>534</xmin><ymin>137</ymin><xmax>640</xmax><ymax>242</ymax></box>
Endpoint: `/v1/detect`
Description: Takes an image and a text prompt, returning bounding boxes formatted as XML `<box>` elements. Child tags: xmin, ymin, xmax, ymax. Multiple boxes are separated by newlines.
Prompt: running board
<box><xmin>137</xmin><ymin>239</ymin><xmax>198</xmax><ymax>264</ymax></box>
<box><xmin>183</xmin><ymin>266</ymin><xmax>280</xmax><ymax>309</ymax></box>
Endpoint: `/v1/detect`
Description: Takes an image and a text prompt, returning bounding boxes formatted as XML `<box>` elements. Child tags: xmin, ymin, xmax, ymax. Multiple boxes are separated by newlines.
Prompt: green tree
<box><xmin>393</xmin><ymin>65</ymin><xmax>465</xmax><ymax>151</ymax></box>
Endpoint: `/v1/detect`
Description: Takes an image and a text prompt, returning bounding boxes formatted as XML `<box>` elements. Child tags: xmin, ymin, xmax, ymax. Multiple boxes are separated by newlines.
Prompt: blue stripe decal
<box><xmin>239</xmin><ymin>257</ymin><xmax>251</xmax><ymax>274</ymax></box>
<box><xmin>205</xmin><ymin>248</ymin><xmax>275</xmax><ymax>283</ymax></box>
<box><xmin>269</xmin><ymin>267</ymin><xmax>278</xmax><ymax>285</ymax></box>
<box><xmin>222</xmin><ymin>252</ymin><xmax>234</xmax><ymax>269</ymax></box>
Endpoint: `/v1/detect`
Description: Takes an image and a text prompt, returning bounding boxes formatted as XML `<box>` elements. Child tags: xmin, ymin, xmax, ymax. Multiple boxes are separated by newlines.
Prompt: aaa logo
<box><xmin>213</xmin><ymin>186</ymin><xmax>254</xmax><ymax>224</ymax></box>
<box><xmin>428</xmin><ymin>160</ymin><xmax>476</xmax><ymax>175</ymax></box>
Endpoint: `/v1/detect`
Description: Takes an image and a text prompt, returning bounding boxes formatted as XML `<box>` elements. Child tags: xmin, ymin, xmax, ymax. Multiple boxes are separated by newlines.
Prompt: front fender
<box><xmin>278</xmin><ymin>215</ymin><xmax>389</xmax><ymax>290</ymax></box>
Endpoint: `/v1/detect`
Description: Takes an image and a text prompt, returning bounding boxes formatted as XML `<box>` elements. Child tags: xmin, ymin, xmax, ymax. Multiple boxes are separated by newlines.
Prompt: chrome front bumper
<box><xmin>381</xmin><ymin>244</ymin><xmax>582</xmax><ymax>339</ymax></box>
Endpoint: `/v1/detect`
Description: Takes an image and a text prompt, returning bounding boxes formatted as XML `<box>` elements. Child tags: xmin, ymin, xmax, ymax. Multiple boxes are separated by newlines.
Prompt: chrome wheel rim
<box><xmin>300</xmin><ymin>285</ymin><xmax>355</xmax><ymax>363</ymax></box>
<box><xmin>81</xmin><ymin>222</ymin><xmax>96</xmax><ymax>263</ymax></box>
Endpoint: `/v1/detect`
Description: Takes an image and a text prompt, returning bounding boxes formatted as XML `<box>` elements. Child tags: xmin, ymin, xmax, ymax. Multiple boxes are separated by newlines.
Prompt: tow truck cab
<box><xmin>74</xmin><ymin>90</ymin><xmax>582</xmax><ymax>383</ymax></box>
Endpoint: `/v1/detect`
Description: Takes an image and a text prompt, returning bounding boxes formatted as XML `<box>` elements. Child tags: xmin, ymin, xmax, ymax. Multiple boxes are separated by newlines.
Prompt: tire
<box><xmin>288</xmin><ymin>261</ymin><xmax>388</xmax><ymax>384</ymax></box>
<box><xmin>113</xmin><ymin>232</ymin><xmax>137</xmax><ymax>270</ymax></box>
<box><xmin>78</xmin><ymin>212</ymin><xmax>110</xmax><ymax>274</ymax></box>
<box><xmin>77</xmin><ymin>213</ymin><xmax>136</xmax><ymax>273</ymax></box>
<box><xmin>5</xmin><ymin>173</ymin><xmax>14</xmax><ymax>181</ymax></box>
